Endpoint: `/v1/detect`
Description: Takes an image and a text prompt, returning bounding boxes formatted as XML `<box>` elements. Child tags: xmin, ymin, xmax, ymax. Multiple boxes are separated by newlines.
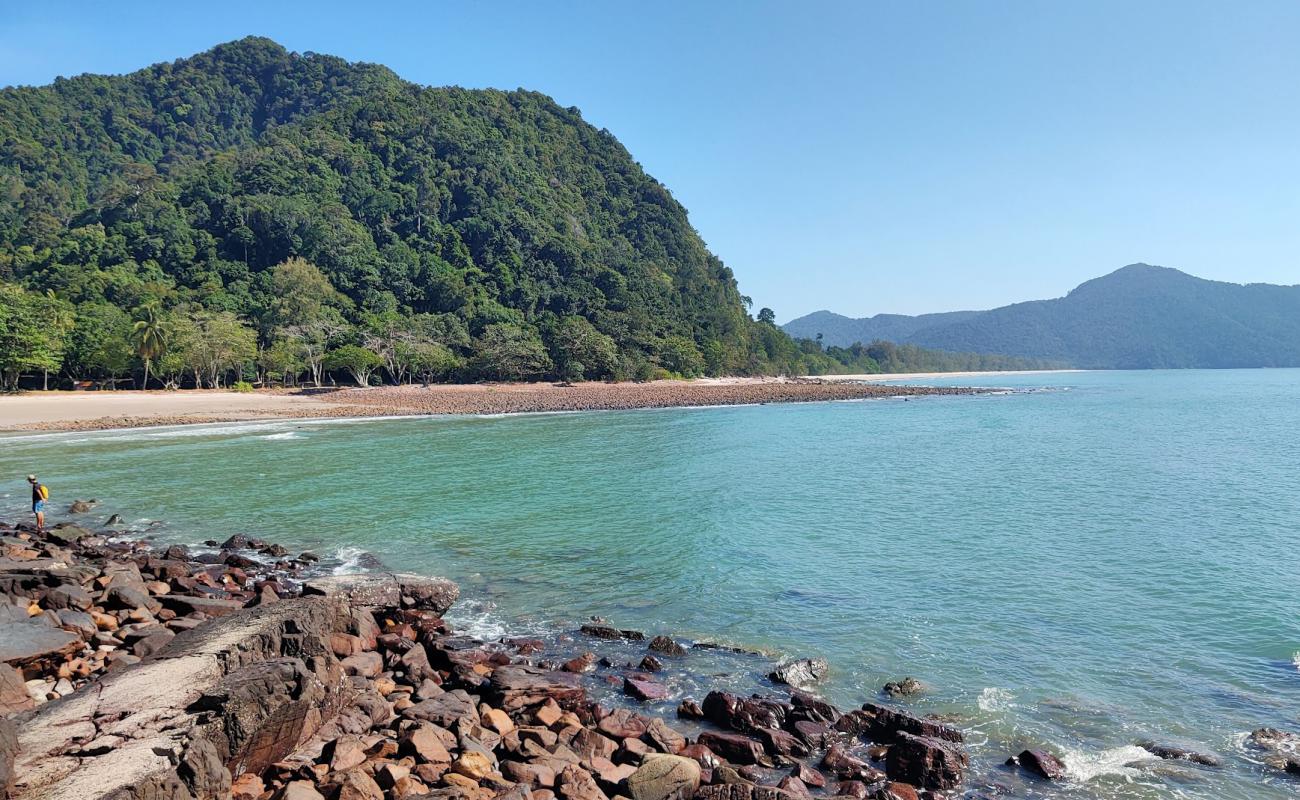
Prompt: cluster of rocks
<box><xmin>1</xmin><ymin>519</ymin><xmax>319</xmax><ymax>710</ymax></box>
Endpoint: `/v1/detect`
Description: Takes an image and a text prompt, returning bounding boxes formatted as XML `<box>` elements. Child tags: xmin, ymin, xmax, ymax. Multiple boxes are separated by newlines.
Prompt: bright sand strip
<box><xmin>0</xmin><ymin>390</ymin><xmax>348</xmax><ymax>430</ymax></box>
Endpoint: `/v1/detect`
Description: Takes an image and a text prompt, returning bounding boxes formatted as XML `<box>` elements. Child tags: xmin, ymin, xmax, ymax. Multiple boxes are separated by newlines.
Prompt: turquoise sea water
<box><xmin>3</xmin><ymin>369</ymin><xmax>1299</xmax><ymax>799</ymax></box>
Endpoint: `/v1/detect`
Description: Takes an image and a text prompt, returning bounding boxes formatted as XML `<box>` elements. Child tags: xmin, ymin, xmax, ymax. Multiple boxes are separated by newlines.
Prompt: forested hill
<box><xmin>0</xmin><ymin>37</ymin><xmax>807</xmax><ymax>385</ymax></box>
<box><xmin>785</xmin><ymin>265</ymin><xmax>1300</xmax><ymax>369</ymax></box>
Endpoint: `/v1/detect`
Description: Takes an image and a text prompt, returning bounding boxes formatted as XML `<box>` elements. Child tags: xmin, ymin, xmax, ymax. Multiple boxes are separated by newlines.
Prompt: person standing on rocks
<box><xmin>28</xmin><ymin>474</ymin><xmax>48</xmax><ymax>533</ymax></box>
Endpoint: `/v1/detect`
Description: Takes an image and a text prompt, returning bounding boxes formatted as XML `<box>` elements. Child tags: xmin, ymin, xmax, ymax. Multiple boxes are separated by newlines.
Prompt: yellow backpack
<box><xmin>39</xmin><ymin>484</ymin><xmax>49</xmax><ymax>500</ymax></box>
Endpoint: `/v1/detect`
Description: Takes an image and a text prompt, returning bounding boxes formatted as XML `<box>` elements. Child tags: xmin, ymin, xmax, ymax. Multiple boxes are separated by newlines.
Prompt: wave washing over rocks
<box><xmin>0</xmin><ymin>513</ymin><xmax>1283</xmax><ymax>800</ymax></box>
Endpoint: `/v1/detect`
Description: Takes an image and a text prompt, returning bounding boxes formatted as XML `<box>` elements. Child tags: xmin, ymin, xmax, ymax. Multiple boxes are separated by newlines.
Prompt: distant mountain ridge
<box><xmin>783</xmin><ymin>264</ymin><xmax>1300</xmax><ymax>369</ymax></box>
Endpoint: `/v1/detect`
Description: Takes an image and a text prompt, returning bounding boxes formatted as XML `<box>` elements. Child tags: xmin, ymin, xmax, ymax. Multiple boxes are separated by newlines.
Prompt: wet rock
<box><xmin>821</xmin><ymin>744</ymin><xmax>883</xmax><ymax>782</ymax></box>
<box><xmin>775</xmin><ymin>776</ymin><xmax>810</xmax><ymax>798</ymax></box>
<box><xmin>67</xmin><ymin>499</ymin><xmax>96</xmax><ymax>514</ymax></box>
<box><xmin>581</xmin><ymin>624</ymin><xmax>623</xmax><ymax>640</ymax></box>
<box><xmin>1016</xmin><ymin>749</ymin><xmax>1066</xmax><ymax>780</ymax></box>
<box><xmin>702</xmin><ymin>691</ymin><xmax>789</xmax><ymax>735</ymax></box>
<box><xmin>697</xmin><ymin>731</ymin><xmax>767</xmax><ymax>766</ymax></box>
<box><xmin>838</xmin><ymin>704</ymin><xmax>962</xmax><ymax>745</ymax></box>
<box><xmin>642</xmin><ymin>717</ymin><xmax>686</xmax><ymax>755</ymax></box>
<box><xmin>220</xmin><ymin>534</ymin><xmax>252</xmax><ymax>549</ymax></box>
<box><xmin>873</xmin><ymin>782</ymin><xmax>919</xmax><ymax>800</ymax></box>
<box><xmin>564</xmin><ymin>653</ymin><xmax>597</xmax><ymax>673</ymax></box>
<box><xmin>758</xmin><ymin>728</ymin><xmax>809</xmax><ymax>759</ymax></box>
<box><xmin>648</xmin><ymin>636</ymin><xmax>687</xmax><ymax>657</ymax></box>
<box><xmin>767</xmin><ymin>659</ymin><xmax>828</xmax><ymax>688</ymax></box>
<box><xmin>833</xmin><ymin>780</ymin><xmax>869</xmax><ymax>799</ymax></box>
<box><xmin>881</xmin><ymin>678</ymin><xmax>924</xmax><ymax>698</ymax></box>
<box><xmin>677</xmin><ymin>699</ymin><xmax>704</xmax><ymax>720</ymax></box>
<box><xmin>44</xmin><ymin>525</ymin><xmax>91</xmax><ymax>546</ymax></box>
<box><xmin>105</xmin><ymin>514</ymin><xmax>125</xmax><ymax>526</ymax></box>
<box><xmin>789</xmin><ymin>763</ymin><xmax>825</xmax><ymax>788</ymax></box>
<box><xmin>885</xmin><ymin>732</ymin><xmax>967</xmax><ymax>789</ymax></box>
<box><xmin>1137</xmin><ymin>741</ymin><xmax>1221</xmax><ymax>767</ymax></box>
<box><xmin>624</xmin><ymin>676</ymin><xmax>670</xmax><ymax>702</ymax></box>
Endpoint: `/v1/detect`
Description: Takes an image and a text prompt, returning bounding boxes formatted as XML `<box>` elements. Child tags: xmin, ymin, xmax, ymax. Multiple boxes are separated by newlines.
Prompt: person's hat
<box><xmin>26</xmin><ymin>475</ymin><xmax>36</xmax><ymax>481</ymax></box>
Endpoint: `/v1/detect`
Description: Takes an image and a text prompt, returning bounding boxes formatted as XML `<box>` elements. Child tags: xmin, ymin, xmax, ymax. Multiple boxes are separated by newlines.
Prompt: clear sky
<box><xmin>3</xmin><ymin>1</ymin><xmax>1298</xmax><ymax>320</ymax></box>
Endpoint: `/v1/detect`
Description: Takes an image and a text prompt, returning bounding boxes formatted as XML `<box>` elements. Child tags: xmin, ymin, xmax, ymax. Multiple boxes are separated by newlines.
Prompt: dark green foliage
<box><xmin>0</xmin><ymin>37</ymin><xmax>804</xmax><ymax>383</ymax></box>
<box><xmin>786</xmin><ymin>265</ymin><xmax>1300</xmax><ymax>369</ymax></box>
<box><xmin>798</xmin><ymin>338</ymin><xmax>1064</xmax><ymax>375</ymax></box>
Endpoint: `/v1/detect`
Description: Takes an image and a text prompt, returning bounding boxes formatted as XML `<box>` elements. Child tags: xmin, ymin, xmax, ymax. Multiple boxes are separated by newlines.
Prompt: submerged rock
<box><xmin>882</xmin><ymin>677</ymin><xmax>924</xmax><ymax>698</ymax></box>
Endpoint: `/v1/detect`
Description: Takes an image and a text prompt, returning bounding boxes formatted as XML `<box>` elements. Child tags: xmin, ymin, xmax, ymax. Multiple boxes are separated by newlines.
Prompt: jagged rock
<box><xmin>837</xmin><ymin>704</ymin><xmax>962</xmax><ymax>745</ymax></box>
<box><xmin>558</xmin><ymin>763</ymin><xmax>610</xmax><ymax>800</ymax></box>
<box><xmin>767</xmin><ymin>659</ymin><xmax>827</xmax><ymax>688</ymax></box>
<box><xmin>626</xmin><ymin>753</ymin><xmax>700</xmax><ymax>800</ymax></box>
<box><xmin>490</xmin><ymin>665</ymin><xmax>585</xmax><ymax>712</ymax></box>
<box><xmin>676</xmin><ymin>699</ymin><xmax>704</xmax><ymax>720</ymax></box>
<box><xmin>775</xmin><ymin>776</ymin><xmax>809</xmax><ymax>798</ymax></box>
<box><xmin>696</xmin><ymin>732</ymin><xmax>766</xmax><ymax>766</ymax></box>
<box><xmin>886</xmin><ymin>732</ymin><xmax>968</xmax><ymax>790</ymax></box>
<box><xmin>874</xmin><ymin>782</ymin><xmax>919</xmax><ymax>800</ymax></box>
<box><xmin>1016</xmin><ymin>749</ymin><xmax>1066</xmax><ymax>780</ymax></box>
<box><xmin>329</xmin><ymin>767</ymin><xmax>385</xmax><ymax>800</ymax></box>
<box><xmin>789</xmin><ymin>763</ymin><xmax>824</xmax><ymax>788</ymax></box>
<box><xmin>642</xmin><ymin>718</ymin><xmax>686</xmax><ymax>755</ymax></box>
<box><xmin>881</xmin><ymin>678</ymin><xmax>924</xmax><ymax>698</ymax></box>
<box><xmin>67</xmin><ymin>500</ymin><xmax>96</xmax><ymax>514</ymax></box>
<box><xmin>647</xmin><ymin>636</ymin><xmax>686</xmax><ymax>657</ymax></box>
<box><xmin>702</xmin><ymin>692</ymin><xmax>788</xmax><ymax>735</ymax></box>
<box><xmin>821</xmin><ymin>744</ymin><xmax>882</xmax><ymax>782</ymax></box>
<box><xmin>639</xmin><ymin>655</ymin><xmax>663</xmax><ymax>672</ymax></box>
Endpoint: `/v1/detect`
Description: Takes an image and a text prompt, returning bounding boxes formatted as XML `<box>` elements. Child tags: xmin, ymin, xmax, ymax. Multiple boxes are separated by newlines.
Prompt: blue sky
<box><xmin>3</xmin><ymin>1</ymin><xmax>1298</xmax><ymax>320</ymax></box>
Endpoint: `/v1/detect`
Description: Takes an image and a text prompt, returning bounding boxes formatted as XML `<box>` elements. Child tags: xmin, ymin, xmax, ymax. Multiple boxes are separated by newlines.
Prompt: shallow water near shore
<box><xmin>3</xmin><ymin>369</ymin><xmax>1299</xmax><ymax>799</ymax></box>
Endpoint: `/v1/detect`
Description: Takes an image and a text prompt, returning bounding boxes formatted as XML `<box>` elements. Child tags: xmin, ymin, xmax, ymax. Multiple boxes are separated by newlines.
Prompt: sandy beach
<box><xmin>0</xmin><ymin>376</ymin><xmax>994</xmax><ymax>432</ymax></box>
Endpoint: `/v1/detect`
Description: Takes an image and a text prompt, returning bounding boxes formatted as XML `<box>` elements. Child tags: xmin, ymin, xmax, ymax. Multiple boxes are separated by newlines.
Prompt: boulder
<box><xmin>820</xmin><ymin>744</ymin><xmax>882</xmax><ymax>782</ymax></box>
<box><xmin>1016</xmin><ymin>749</ymin><xmax>1066</xmax><ymax>780</ymax></box>
<box><xmin>696</xmin><ymin>732</ymin><xmax>766</xmax><ymax>766</ymax></box>
<box><xmin>557</xmin><ymin>763</ymin><xmax>610</xmax><ymax>800</ymax></box>
<box><xmin>881</xmin><ymin>678</ymin><xmax>924</xmax><ymax>699</ymax></box>
<box><xmin>280</xmin><ymin>781</ymin><xmax>326</xmax><ymax>800</ymax></box>
<box><xmin>401</xmin><ymin>722</ymin><xmax>453</xmax><ymax>763</ymax></box>
<box><xmin>626</xmin><ymin>754</ymin><xmax>701</xmax><ymax>800</ymax></box>
<box><xmin>598</xmin><ymin>709</ymin><xmax>651</xmax><ymax>739</ymax></box>
<box><xmin>490</xmin><ymin>665</ymin><xmax>585</xmax><ymax>712</ymax></box>
<box><xmin>303</xmin><ymin>572</ymin><xmax>460</xmax><ymax>615</ymax></box>
<box><xmin>788</xmin><ymin>763</ymin><xmax>824</xmax><ymax>788</ymax></box>
<box><xmin>405</xmin><ymin>689</ymin><xmax>480</xmax><ymax>727</ymax></box>
<box><xmin>647</xmin><ymin>636</ymin><xmax>687</xmax><ymax>657</ymax></box>
<box><xmin>702</xmin><ymin>692</ymin><xmax>788</xmax><ymax>735</ymax></box>
<box><xmin>0</xmin><ymin>620</ymin><xmax>81</xmax><ymax>671</ymax></box>
<box><xmin>886</xmin><ymin>732</ymin><xmax>968</xmax><ymax>790</ymax></box>
<box><xmin>767</xmin><ymin>659</ymin><xmax>828</xmax><ymax>688</ymax></box>
<box><xmin>838</xmin><ymin>704</ymin><xmax>962</xmax><ymax>745</ymax></box>
<box><xmin>624</xmin><ymin>677</ymin><xmax>669</xmax><ymax>702</ymax></box>
<box><xmin>44</xmin><ymin>525</ymin><xmax>91</xmax><ymax>546</ymax></box>
<box><xmin>642</xmin><ymin>718</ymin><xmax>686</xmax><ymax>755</ymax></box>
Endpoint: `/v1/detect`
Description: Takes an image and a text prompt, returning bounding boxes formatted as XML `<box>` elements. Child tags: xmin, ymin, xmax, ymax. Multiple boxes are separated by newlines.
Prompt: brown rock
<box><xmin>647</xmin><ymin>636</ymin><xmax>687</xmax><ymax>657</ymax></box>
<box><xmin>701</xmin><ymin>692</ymin><xmax>788</xmax><ymax>735</ymax></box>
<box><xmin>231</xmin><ymin>771</ymin><xmax>265</xmax><ymax>800</ymax></box>
<box><xmin>453</xmin><ymin>750</ymin><xmax>498</xmax><ymax>781</ymax></box>
<box><xmin>557</xmin><ymin>763</ymin><xmax>610</xmax><ymax>800</ymax></box>
<box><xmin>1017</xmin><ymin>748</ymin><xmax>1066</xmax><ymax>780</ymax></box>
<box><xmin>696</xmin><ymin>732</ymin><xmax>766</xmax><ymax>766</ymax></box>
<box><xmin>875</xmin><ymin>782</ymin><xmax>919</xmax><ymax>800</ymax></box>
<box><xmin>789</xmin><ymin>763</ymin><xmax>825</xmax><ymax>788</ymax></box>
<box><xmin>695</xmin><ymin>784</ymin><xmax>799</xmax><ymax>800</ymax></box>
<box><xmin>564</xmin><ymin>653</ymin><xmax>597</xmax><ymax>673</ymax></box>
<box><xmin>885</xmin><ymin>732</ymin><xmax>968</xmax><ymax>790</ymax></box>
<box><xmin>624</xmin><ymin>677</ymin><xmax>670</xmax><ymax>703</ymax></box>
<box><xmin>328</xmin><ymin>735</ymin><xmax>369</xmax><ymax>772</ymax></box>
<box><xmin>775</xmin><ymin>777</ymin><xmax>809</xmax><ymax>798</ymax></box>
<box><xmin>0</xmin><ymin>664</ymin><xmax>34</xmax><ymax>715</ymax></box>
<box><xmin>341</xmin><ymin>650</ymin><xmax>384</xmax><ymax>678</ymax></box>
<box><xmin>279</xmin><ymin>780</ymin><xmax>327</xmax><ymax>800</ymax></box>
<box><xmin>332</xmin><ymin>767</ymin><xmax>385</xmax><ymax>800</ymax></box>
<box><xmin>598</xmin><ymin>709</ymin><xmax>650</xmax><ymax>739</ymax></box>
<box><xmin>821</xmin><ymin>744</ymin><xmax>884</xmax><ymax>782</ymax></box>
<box><xmin>491</xmin><ymin>665</ymin><xmax>586</xmax><ymax>712</ymax></box>
<box><xmin>642</xmin><ymin>718</ymin><xmax>686</xmax><ymax>755</ymax></box>
<box><xmin>626</xmin><ymin>753</ymin><xmax>701</xmax><ymax>800</ymax></box>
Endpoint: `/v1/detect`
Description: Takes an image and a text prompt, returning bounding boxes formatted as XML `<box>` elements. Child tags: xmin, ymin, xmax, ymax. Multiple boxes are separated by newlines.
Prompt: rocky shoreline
<box><xmin>9</xmin><ymin>380</ymin><xmax>983</xmax><ymax>433</ymax></box>
<box><xmin>0</xmin><ymin>513</ymin><xmax>1277</xmax><ymax>800</ymax></box>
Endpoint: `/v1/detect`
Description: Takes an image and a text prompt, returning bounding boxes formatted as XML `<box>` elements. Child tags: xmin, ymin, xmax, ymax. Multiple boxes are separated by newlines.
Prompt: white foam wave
<box><xmin>445</xmin><ymin>598</ymin><xmax>514</xmax><ymax>640</ymax></box>
<box><xmin>262</xmin><ymin>431</ymin><xmax>301</xmax><ymax>440</ymax></box>
<box><xmin>1291</xmin><ymin>651</ymin><xmax>1300</xmax><ymax>671</ymax></box>
<box><xmin>1060</xmin><ymin>744</ymin><xmax>1159</xmax><ymax>782</ymax></box>
<box><xmin>331</xmin><ymin>546</ymin><xmax>369</xmax><ymax>575</ymax></box>
<box><xmin>978</xmin><ymin>687</ymin><xmax>1016</xmax><ymax>712</ymax></box>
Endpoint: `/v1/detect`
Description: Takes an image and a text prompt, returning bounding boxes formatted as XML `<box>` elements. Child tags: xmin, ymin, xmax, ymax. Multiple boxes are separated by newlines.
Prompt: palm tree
<box><xmin>131</xmin><ymin>305</ymin><xmax>169</xmax><ymax>390</ymax></box>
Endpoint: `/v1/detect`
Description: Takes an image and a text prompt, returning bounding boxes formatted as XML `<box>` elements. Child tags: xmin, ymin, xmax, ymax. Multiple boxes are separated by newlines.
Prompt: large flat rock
<box><xmin>0</xmin><ymin>620</ymin><xmax>81</xmax><ymax>670</ymax></box>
